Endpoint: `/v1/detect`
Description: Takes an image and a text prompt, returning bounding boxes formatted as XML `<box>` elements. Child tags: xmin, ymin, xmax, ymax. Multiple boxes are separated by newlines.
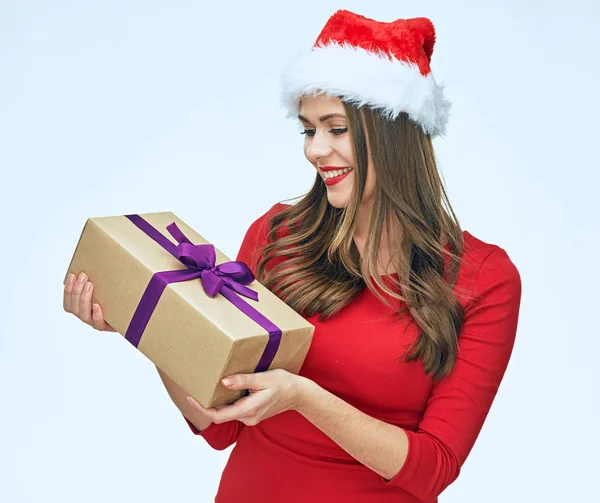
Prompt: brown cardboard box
<box><xmin>64</xmin><ymin>212</ymin><xmax>314</xmax><ymax>408</ymax></box>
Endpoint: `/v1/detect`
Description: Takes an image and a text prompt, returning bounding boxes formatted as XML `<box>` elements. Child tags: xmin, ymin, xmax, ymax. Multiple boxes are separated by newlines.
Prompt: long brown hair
<box><xmin>255</xmin><ymin>101</ymin><xmax>473</xmax><ymax>381</ymax></box>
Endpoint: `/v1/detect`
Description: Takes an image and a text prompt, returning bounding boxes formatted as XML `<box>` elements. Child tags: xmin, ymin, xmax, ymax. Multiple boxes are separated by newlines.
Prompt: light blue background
<box><xmin>1</xmin><ymin>1</ymin><xmax>598</xmax><ymax>501</ymax></box>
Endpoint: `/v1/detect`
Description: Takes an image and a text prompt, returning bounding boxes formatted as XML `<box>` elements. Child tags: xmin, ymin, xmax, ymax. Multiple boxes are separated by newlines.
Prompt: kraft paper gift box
<box><xmin>64</xmin><ymin>212</ymin><xmax>315</xmax><ymax>408</ymax></box>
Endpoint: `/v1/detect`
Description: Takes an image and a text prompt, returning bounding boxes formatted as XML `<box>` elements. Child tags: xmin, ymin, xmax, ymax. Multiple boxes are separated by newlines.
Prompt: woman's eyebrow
<box><xmin>297</xmin><ymin>113</ymin><xmax>347</xmax><ymax>123</ymax></box>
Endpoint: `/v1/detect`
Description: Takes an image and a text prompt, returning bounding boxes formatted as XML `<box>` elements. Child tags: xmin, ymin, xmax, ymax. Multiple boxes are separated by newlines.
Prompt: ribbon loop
<box><xmin>177</xmin><ymin>242</ymin><xmax>210</xmax><ymax>269</ymax></box>
<box><xmin>216</xmin><ymin>261</ymin><xmax>256</xmax><ymax>284</ymax></box>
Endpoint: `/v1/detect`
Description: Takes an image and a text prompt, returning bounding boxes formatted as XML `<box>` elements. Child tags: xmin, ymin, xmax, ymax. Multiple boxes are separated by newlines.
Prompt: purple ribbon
<box><xmin>123</xmin><ymin>214</ymin><xmax>282</xmax><ymax>377</ymax></box>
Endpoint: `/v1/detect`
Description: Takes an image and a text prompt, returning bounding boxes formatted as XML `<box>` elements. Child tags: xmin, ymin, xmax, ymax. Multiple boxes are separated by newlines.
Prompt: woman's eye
<box><xmin>300</xmin><ymin>128</ymin><xmax>347</xmax><ymax>137</ymax></box>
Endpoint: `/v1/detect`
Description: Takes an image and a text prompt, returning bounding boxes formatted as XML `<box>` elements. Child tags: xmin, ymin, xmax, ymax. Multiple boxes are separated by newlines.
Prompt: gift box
<box><xmin>64</xmin><ymin>212</ymin><xmax>315</xmax><ymax>408</ymax></box>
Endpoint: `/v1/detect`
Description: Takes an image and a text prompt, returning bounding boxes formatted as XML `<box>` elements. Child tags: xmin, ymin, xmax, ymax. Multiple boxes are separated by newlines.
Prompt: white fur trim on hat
<box><xmin>280</xmin><ymin>42</ymin><xmax>451</xmax><ymax>137</ymax></box>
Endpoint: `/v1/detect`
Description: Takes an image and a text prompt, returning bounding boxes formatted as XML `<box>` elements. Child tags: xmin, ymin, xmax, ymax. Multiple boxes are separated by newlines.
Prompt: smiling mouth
<box><xmin>321</xmin><ymin>167</ymin><xmax>353</xmax><ymax>179</ymax></box>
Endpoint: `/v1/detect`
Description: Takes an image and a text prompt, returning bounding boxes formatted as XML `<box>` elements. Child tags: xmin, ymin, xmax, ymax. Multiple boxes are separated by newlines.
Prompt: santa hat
<box><xmin>280</xmin><ymin>10</ymin><xmax>451</xmax><ymax>137</ymax></box>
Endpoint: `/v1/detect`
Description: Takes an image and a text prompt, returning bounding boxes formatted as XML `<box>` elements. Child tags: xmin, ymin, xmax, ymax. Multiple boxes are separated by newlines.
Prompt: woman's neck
<box><xmin>352</xmin><ymin>203</ymin><xmax>405</xmax><ymax>276</ymax></box>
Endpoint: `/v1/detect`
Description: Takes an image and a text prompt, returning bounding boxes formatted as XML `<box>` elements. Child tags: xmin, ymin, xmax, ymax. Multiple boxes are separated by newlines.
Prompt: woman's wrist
<box><xmin>294</xmin><ymin>375</ymin><xmax>322</xmax><ymax>415</ymax></box>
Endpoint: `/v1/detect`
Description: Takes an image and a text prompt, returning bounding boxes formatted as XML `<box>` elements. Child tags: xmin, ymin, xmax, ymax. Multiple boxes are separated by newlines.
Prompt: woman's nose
<box><xmin>305</xmin><ymin>131</ymin><xmax>333</xmax><ymax>162</ymax></box>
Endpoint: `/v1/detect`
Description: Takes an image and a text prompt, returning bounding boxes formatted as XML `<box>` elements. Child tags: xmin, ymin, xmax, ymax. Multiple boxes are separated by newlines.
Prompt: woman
<box><xmin>63</xmin><ymin>10</ymin><xmax>522</xmax><ymax>503</ymax></box>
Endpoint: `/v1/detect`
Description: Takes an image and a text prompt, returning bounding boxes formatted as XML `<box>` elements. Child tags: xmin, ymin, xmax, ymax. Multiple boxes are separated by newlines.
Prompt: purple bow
<box><xmin>123</xmin><ymin>214</ymin><xmax>282</xmax><ymax>376</ymax></box>
<box><xmin>166</xmin><ymin>221</ymin><xmax>258</xmax><ymax>301</ymax></box>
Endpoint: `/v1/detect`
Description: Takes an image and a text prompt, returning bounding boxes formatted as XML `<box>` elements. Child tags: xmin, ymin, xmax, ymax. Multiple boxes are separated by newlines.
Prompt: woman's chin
<box><xmin>326</xmin><ymin>192</ymin><xmax>350</xmax><ymax>209</ymax></box>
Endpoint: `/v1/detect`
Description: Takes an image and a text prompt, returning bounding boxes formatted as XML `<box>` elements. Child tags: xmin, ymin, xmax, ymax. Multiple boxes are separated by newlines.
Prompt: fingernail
<box><xmin>222</xmin><ymin>378</ymin><xmax>233</xmax><ymax>386</ymax></box>
<box><xmin>93</xmin><ymin>304</ymin><xmax>98</xmax><ymax>313</ymax></box>
<box><xmin>66</xmin><ymin>274</ymin><xmax>75</xmax><ymax>285</ymax></box>
<box><xmin>77</xmin><ymin>273</ymin><xmax>86</xmax><ymax>284</ymax></box>
<box><xmin>84</xmin><ymin>282</ymin><xmax>92</xmax><ymax>293</ymax></box>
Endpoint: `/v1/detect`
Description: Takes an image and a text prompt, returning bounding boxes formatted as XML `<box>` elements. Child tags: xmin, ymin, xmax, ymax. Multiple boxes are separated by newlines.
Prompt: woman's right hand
<box><xmin>63</xmin><ymin>272</ymin><xmax>224</xmax><ymax>430</ymax></box>
<box><xmin>63</xmin><ymin>272</ymin><xmax>116</xmax><ymax>332</ymax></box>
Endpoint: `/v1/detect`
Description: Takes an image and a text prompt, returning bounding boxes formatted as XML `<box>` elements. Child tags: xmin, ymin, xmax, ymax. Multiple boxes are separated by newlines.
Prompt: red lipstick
<box><xmin>320</xmin><ymin>166</ymin><xmax>353</xmax><ymax>186</ymax></box>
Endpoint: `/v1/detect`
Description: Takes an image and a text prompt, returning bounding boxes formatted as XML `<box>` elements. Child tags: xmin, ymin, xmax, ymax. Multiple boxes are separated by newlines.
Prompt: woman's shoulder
<box><xmin>459</xmin><ymin>230</ymin><xmax>522</xmax><ymax>305</ymax></box>
<box><xmin>266</xmin><ymin>202</ymin><xmax>293</xmax><ymax>218</ymax></box>
<box><xmin>239</xmin><ymin>202</ymin><xmax>293</xmax><ymax>250</ymax></box>
<box><xmin>462</xmin><ymin>230</ymin><xmax>520</xmax><ymax>274</ymax></box>
<box><xmin>246</xmin><ymin>202</ymin><xmax>293</xmax><ymax>240</ymax></box>
<box><xmin>250</xmin><ymin>202</ymin><xmax>292</xmax><ymax>223</ymax></box>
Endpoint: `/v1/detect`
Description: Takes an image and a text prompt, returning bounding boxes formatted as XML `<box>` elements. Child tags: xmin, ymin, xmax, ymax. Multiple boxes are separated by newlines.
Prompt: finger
<box><xmin>222</xmin><ymin>374</ymin><xmax>260</xmax><ymax>391</ymax></box>
<box><xmin>70</xmin><ymin>272</ymin><xmax>87</xmax><ymax>317</ymax></box>
<box><xmin>186</xmin><ymin>397</ymin><xmax>215</xmax><ymax>419</ymax></box>
<box><xmin>186</xmin><ymin>396</ymin><xmax>208</xmax><ymax>412</ymax></box>
<box><xmin>63</xmin><ymin>273</ymin><xmax>76</xmax><ymax>312</ymax></box>
<box><xmin>79</xmin><ymin>281</ymin><xmax>94</xmax><ymax>324</ymax></box>
<box><xmin>92</xmin><ymin>303</ymin><xmax>117</xmax><ymax>332</ymax></box>
<box><xmin>190</xmin><ymin>398</ymin><xmax>233</xmax><ymax>413</ymax></box>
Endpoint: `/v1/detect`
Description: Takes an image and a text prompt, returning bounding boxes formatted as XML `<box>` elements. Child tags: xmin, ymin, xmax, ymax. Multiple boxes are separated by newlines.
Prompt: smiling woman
<box><xmin>176</xmin><ymin>9</ymin><xmax>521</xmax><ymax>503</ymax></box>
<box><xmin>63</xmin><ymin>8</ymin><xmax>522</xmax><ymax>503</ymax></box>
<box><xmin>258</xmin><ymin>89</ymin><xmax>467</xmax><ymax>381</ymax></box>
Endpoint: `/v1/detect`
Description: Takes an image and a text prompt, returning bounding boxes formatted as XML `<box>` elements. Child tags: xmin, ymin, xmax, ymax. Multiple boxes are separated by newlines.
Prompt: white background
<box><xmin>1</xmin><ymin>1</ymin><xmax>598</xmax><ymax>501</ymax></box>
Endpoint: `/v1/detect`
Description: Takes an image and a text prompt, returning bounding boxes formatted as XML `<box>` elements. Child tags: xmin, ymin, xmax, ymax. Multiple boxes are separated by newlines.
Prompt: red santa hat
<box><xmin>280</xmin><ymin>10</ymin><xmax>451</xmax><ymax>137</ymax></box>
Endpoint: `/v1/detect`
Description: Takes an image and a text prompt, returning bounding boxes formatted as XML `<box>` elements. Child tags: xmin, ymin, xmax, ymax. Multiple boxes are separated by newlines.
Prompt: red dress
<box><xmin>185</xmin><ymin>203</ymin><xmax>522</xmax><ymax>502</ymax></box>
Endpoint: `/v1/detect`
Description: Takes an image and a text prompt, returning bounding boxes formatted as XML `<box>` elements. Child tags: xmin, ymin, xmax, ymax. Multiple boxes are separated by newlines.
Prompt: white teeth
<box><xmin>324</xmin><ymin>167</ymin><xmax>352</xmax><ymax>179</ymax></box>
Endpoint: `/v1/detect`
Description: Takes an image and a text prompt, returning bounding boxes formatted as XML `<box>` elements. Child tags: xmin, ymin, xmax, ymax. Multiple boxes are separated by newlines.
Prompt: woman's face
<box><xmin>298</xmin><ymin>94</ymin><xmax>376</xmax><ymax>209</ymax></box>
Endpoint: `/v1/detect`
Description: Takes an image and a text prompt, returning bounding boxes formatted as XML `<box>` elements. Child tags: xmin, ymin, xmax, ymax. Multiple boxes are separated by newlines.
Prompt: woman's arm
<box><xmin>298</xmin><ymin>248</ymin><xmax>522</xmax><ymax>501</ymax></box>
<box><xmin>298</xmin><ymin>379</ymin><xmax>409</xmax><ymax>480</ymax></box>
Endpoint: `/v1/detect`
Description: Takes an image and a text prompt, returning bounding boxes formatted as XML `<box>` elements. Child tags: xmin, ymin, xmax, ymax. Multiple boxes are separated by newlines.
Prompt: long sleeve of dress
<box><xmin>380</xmin><ymin>247</ymin><xmax>522</xmax><ymax>501</ymax></box>
<box><xmin>183</xmin><ymin>204</ymin><xmax>280</xmax><ymax>450</ymax></box>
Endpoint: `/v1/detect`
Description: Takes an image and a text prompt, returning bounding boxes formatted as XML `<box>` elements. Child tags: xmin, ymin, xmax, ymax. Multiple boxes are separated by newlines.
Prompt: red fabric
<box><xmin>186</xmin><ymin>203</ymin><xmax>522</xmax><ymax>502</ymax></box>
<box><xmin>315</xmin><ymin>10</ymin><xmax>435</xmax><ymax>76</ymax></box>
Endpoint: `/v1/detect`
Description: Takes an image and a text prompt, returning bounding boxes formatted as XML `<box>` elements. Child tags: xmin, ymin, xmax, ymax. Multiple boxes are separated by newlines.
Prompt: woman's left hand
<box><xmin>186</xmin><ymin>368</ymin><xmax>310</xmax><ymax>426</ymax></box>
